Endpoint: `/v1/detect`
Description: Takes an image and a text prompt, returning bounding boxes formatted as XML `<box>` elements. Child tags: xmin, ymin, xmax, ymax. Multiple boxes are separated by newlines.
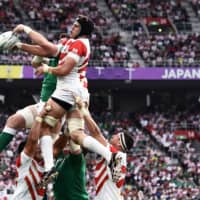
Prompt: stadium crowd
<box><xmin>1</xmin><ymin>0</ymin><xmax>200</xmax><ymax>67</ymax></box>
<box><xmin>0</xmin><ymin>0</ymin><xmax>131</xmax><ymax>67</ymax></box>
<box><xmin>0</xmin><ymin>104</ymin><xmax>200</xmax><ymax>199</ymax></box>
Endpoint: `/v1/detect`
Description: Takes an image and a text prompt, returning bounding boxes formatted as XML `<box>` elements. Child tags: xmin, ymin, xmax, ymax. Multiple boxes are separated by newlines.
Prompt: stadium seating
<box><xmin>1</xmin><ymin>105</ymin><xmax>200</xmax><ymax>199</ymax></box>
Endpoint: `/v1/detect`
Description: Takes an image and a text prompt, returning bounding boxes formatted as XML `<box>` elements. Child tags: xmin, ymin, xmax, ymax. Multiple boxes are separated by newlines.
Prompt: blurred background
<box><xmin>0</xmin><ymin>0</ymin><xmax>200</xmax><ymax>199</ymax></box>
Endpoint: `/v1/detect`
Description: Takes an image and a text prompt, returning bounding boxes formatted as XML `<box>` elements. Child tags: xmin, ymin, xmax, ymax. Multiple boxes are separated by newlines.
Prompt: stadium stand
<box><xmin>1</xmin><ymin>0</ymin><xmax>200</xmax><ymax>67</ymax></box>
<box><xmin>1</xmin><ymin>106</ymin><xmax>200</xmax><ymax>199</ymax></box>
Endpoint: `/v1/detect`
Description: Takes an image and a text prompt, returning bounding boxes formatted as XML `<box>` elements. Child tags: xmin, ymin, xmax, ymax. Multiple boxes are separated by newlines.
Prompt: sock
<box><xmin>82</xmin><ymin>136</ymin><xmax>111</xmax><ymax>163</ymax></box>
<box><xmin>40</xmin><ymin>135</ymin><xmax>54</xmax><ymax>171</ymax></box>
<box><xmin>0</xmin><ymin>127</ymin><xmax>17</xmax><ymax>152</ymax></box>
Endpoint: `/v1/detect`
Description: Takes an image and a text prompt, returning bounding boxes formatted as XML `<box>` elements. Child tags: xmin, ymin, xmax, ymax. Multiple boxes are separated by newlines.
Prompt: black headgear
<box><xmin>76</xmin><ymin>15</ymin><xmax>94</xmax><ymax>38</ymax></box>
<box><xmin>119</xmin><ymin>132</ymin><xmax>134</xmax><ymax>152</ymax></box>
<box><xmin>17</xmin><ymin>140</ymin><xmax>26</xmax><ymax>154</ymax></box>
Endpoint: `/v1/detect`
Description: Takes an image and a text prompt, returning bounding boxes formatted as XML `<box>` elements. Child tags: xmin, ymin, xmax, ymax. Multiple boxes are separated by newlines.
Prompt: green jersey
<box><xmin>40</xmin><ymin>57</ymin><xmax>58</xmax><ymax>102</ymax></box>
<box><xmin>53</xmin><ymin>153</ymin><xmax>89</xmax><ymax>200</ymax></box>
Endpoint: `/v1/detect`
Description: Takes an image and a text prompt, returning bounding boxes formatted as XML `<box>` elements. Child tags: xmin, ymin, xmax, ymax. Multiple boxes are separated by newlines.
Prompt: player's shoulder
<box><xmin>72</xmin><ymin>38</ymin><xmax>89</xmax><ymax>48</ymax></box>
<box><xmin>69</xmin><ymin>39</ymin><xmax>88</xmax><ymax>56</ymax></box>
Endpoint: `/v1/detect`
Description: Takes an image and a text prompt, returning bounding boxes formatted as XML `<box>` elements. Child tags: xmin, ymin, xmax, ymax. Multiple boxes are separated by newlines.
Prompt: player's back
<box><xmin>53</xmin><ymin>153</ymin><xmax>89</xmax><ymax>200</ymax></box>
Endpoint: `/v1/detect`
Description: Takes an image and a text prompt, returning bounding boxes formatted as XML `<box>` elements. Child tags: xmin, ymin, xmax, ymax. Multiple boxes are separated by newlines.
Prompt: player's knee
<box><xmin>69</xmin><ymin>140</ymin><xmax>81</xmax><ymax>154</ymax></box>
<box><xmin>69</xmin><ymin>130</ymin><xmax>83</xmax><ymax>141</ymax></box>
<box><xmin>67</xmin><ymin>118</ymin><xmax>84</xmax><ymax>134</ymax></box>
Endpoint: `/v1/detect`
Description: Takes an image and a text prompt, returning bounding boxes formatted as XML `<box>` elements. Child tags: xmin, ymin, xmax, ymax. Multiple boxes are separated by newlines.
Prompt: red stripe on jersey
<box><xmin>37</xmin><ymin>187</ymin><xmax>45</xmax><ymax>196</ymax></box>
<box><xmin>16</xmin><ymin>156</ymin><xmax>21</xmax><ymax>168</ymax></box>
<box><xmin>79</xmin><ymin>74</ymin><xmax>85</xmax><ymax>79</ymax></box>
<box><xmin>82</xmin><ymin>80</ymin><xmax>88</xmax><ymax>88</ymax></box>
<box><xmin>29</xmin><ymin>168</ymin><xmax>38</xmax><ymax>185</ymax></box>
<box><xmin>116</xmin><ymin>178</ymin><xmax>125</xmax><ymax>188</ymax></box>
<box><xmin>110</xmin><ymin>145</ymin><xmax>118</xmax><ymax>153</ymax></box>
<box><xmin>29</xmin><ymin>168</ymin><xmax>45</xmax><ymax>196</ymax></box>
<box><xmin>68</xmin><ymin>40</ymin><xmax>87</xmax><ymax>57</ymax></box>
<box><xmin>96</xmin><ymin>174</ymin><xmax>109</xmax><ymax>195</ymax></box>
<box><xmin>95</xmin><ymin>165</ymin><xmax>107</xmax><ymax>184</ymax></box>
<box><xmin>32</xmin><ymin>161</ymin><xmax>43</xmax><ymax>178</ymax></box>
<box><xmin>25</xmin><ymin>176</ymin><xmax>36</xmax><ymax>200</ymax></box>
<box><xmin>121</xmin><ymin>165</ymin><xmax>126</xmax><ymax>173</ymax></box>
<box><xmin>95</xmin><ymin>158</ymin><xmax>105</xmax><ymax>170</ymax></box>
<box><xmin>78</xmin><ymin>67</ymin><xmax>87</xmax><ymax>75</ymax></box>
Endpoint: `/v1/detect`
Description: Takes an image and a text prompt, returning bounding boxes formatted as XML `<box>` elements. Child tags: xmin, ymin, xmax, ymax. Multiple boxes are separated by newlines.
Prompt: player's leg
<box><xmin>67</xmin><ymin>109</ymin><xmax>112</xmax><ymax>163</ymax></box>
<box><xmin>0</xmin><ymin>104</ymin><xmax>37</xmax><ymax>151</ymax></box>
<box><xmin>39</xmin><ymin>98</ymin><xmax>66</xmax><ymax>172</ymax></box>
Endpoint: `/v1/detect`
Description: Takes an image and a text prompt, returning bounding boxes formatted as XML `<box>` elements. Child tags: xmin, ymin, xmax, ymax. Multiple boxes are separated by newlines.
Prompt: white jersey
<box><xmin>11</xmin><ymin>152</ymin><xmax>45</xmax><ymax>200</ymax></box>
<box><xmin>79</xmin><ymin>67</ymin><xmax>90</xmax><ymax>104</ymax></box>
<box><xmin>94</xmin><ymin>145</ymin><xmax>127</xmax><ymax>200</ymax></box>
<box><xmin>52</xmin><ymin>38</ymin><xmax>91</xmax><ymax>105</ymax></box>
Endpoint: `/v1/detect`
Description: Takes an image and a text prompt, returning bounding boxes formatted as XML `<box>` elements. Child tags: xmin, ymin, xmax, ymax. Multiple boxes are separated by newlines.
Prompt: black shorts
<box><xmin>51</xmin><ymin>97</ymin><xmax>73</xmax><ymax>111</ymax></box>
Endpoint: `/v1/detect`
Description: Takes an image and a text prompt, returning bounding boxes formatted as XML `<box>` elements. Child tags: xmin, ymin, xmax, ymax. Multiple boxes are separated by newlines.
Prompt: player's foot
<box><xmin>38</xmin><ymin>167</ymin><xmax>58</xmax><ymax>189</ymax></box>
<box><xmin>109</xmin><ymin>152</ymin><xmax>123</xmax><ymax>182</ymax></box>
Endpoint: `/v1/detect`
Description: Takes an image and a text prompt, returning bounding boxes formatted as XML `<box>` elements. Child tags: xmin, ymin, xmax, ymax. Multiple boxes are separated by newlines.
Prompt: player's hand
<box><xmin>13</xmin><ymin>24</ymin><xmax>25</xmax><ymax>33</ymax></box>
<box><xmin>31</xmin><ymin>56</ymin><xmax>44</xmax><ymax>68</ymax></box>
<box><xmin>75</xmin><ymin>96</ymin><xmax>84</xmax><ymax>109</ymax></box>
<box><xmin>35</xmin><ymin>65</ymin><xmax>44</xmax><ymax>77</ymax></box>
<box><xmin>35</xmin><ymin>104</ymin><xmax>51</xmax><ymax>123</ymax></box>
<box><xmin>39</xmin><ymin>104</ymin><xmax>51</xmax><ymax>117</ymax></box>
<box><xmin>74</xmin><ymin>96</ymin><xmax>90</xmax><ymax>116</ymax></box>
<box><xmin>35</xmin><ymin>63</ymin><xmax>49</xmax><ymax>76</ymax></box>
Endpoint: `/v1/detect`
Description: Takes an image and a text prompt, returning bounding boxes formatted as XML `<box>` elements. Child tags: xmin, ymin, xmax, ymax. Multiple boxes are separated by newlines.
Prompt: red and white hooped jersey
<box><xmin>11</xmin><ymin>152</ymin><xmax>45</xmax><ymax>200</ymax></box>
<box><xmin>57</xmin><ymin>37</ymin><xmax>90</xmax><ymax>89</ymax></box>
<box><xmin>94</xmin><ymin>145</ymin><xmax>127</xmax><ymax>200</ymax></box>
<box><xmin>57</xmin><ymin>37</ymin><xmax>89</xmax><ymax>89</ymax></box>
<box><xmin>52</xmin><ymin>37</ymin><xmax>90</xmax><ymax>104</ymax></box>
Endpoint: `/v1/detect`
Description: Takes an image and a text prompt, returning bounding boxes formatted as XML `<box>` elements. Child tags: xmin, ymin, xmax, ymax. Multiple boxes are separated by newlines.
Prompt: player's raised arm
<box><xmin>23</xmin><ymin>105</ymin><xmax>50</xmax><ymax>158</ymax></box>
<box><xmin>75</xmin><ymin>97</ymin><xmax>107</xmax><ymax>146</ymax></box>
<box><xmin>13</xmin><ymin>24</ymin><xmax>58</xmax><ymax>57</ymax></box>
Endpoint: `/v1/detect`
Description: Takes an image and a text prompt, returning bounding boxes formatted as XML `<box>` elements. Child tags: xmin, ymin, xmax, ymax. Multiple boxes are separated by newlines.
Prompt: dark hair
<box><xmin>76</xmin><ymin>15</ymin><xmax>94</xmax><ymax>37</ymax></box>
<box><xmin>119</xmin><ymin>132</ymin><xmax>134</xmax><ymax>152</ymax></box>
<box><xmin>124</xmin><ymin>132</ymin><xmax>134</xmax><ymax>150</ymax></box>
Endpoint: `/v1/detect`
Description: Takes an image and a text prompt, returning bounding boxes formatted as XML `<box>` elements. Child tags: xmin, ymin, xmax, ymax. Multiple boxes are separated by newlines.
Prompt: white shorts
<box><xmin>81</xmin><ymin>87</ymin><xmax>90</xmax><ymax>105</ymax></box>
<box><xmin>51</xmin><ymin>87</ymin><xmax>84</xmax><ymax>106</ymax></box>
<box><xmin>16</xmin><ymin>101</ymin><xmax>45</xmax><ymax>128</ymax></box>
